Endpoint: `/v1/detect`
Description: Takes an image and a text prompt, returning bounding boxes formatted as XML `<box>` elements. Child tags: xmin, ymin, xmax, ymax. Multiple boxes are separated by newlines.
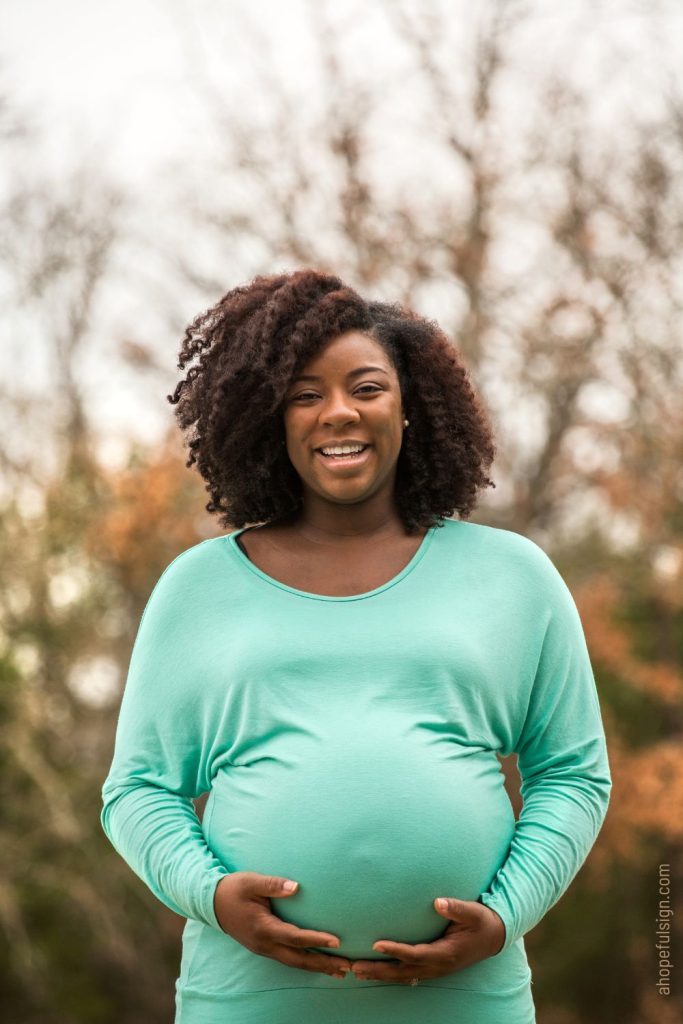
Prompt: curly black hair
<box><xmin>167</xmin><ymin>268</ymin><xmax>496</xmax><ymax>534</ymax></box>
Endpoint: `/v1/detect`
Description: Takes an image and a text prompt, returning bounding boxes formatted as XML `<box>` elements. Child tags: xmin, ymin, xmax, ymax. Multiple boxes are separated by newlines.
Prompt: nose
<box><xmin>319</xmin><ymin>392</ymin><xmax>361</xmax><ymax>426</ymax></box>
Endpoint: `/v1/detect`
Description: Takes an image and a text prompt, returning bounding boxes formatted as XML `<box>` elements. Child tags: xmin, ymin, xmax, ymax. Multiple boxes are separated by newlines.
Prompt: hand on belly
<box><xmin>348</xmin><ymin>896</ymin><xmax>507</xmax><ymax>983</ymax></box>
<box><xmin>208</xmin><ymin>759</ymin><xmax>515</xmax><ymax>960</ymax></box>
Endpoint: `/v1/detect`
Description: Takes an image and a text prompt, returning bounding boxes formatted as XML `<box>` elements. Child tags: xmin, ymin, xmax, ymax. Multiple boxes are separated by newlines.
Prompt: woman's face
<box><xmin>282</xmin><ymin>331</ymin><xmax>406</xmax><ymax>509</ymax></box>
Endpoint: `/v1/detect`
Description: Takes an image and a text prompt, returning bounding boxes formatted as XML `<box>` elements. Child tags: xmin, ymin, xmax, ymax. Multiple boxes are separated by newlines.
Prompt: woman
<box><xmin>101</xmin><ymin>269</ymin><xmax>612</xmax><ymax>1024</ymax></box>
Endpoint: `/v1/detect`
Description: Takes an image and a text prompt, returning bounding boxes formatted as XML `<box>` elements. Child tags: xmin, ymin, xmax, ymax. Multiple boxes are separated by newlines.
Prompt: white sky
<box><xmin>3</xmin><ymin>0</ymin><xmax>681</xmax><ymax>184</ymax></box>
<box><xmin>1</xmin><ymin>0</ymin><xmax>359</xmax><ymax>184</ymax></box>
<box><xmin>2</xmin><ymin>0</ymin><xmax>683</xmax><ymax>472</ymax></box>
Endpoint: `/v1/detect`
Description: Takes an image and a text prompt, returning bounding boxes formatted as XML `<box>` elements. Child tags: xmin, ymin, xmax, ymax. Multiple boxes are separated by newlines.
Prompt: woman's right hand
<box><xmin>213</xmin><ymin>872</ymin><xmax>352</xmax><ymax>980</ymax></box>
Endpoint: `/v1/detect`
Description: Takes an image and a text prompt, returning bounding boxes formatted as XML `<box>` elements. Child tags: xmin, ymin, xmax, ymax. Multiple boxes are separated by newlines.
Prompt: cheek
<box><xmin>283</xmin><ymin>403</ymin><xmax>315</xmax><ymax>428</ymax></box>
<box><xmin>281</xmin><ymin>411</ymin><xmax>306</xmax><ymax>448</ymax></box>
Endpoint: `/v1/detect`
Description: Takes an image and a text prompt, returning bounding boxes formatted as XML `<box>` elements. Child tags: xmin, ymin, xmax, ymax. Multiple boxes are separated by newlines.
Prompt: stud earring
<box><xmin>403</xmin><ymin>418</ymin><xmax>409</xmax><ymax>428</ymax></box>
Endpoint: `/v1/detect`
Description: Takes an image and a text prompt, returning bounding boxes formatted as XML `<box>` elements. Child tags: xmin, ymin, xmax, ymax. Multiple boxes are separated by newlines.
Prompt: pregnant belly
<box><xmin>204</xmin><ymin>733</ymin><xmax>515</xmax><ymax>961</ymax></box>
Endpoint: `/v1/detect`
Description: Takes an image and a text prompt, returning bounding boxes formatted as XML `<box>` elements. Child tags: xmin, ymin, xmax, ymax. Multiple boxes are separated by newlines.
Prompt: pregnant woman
<box><xmin>101</xmin><ymin>268</ymin><xmax>612</xmax><ymax>1024</ymax></box>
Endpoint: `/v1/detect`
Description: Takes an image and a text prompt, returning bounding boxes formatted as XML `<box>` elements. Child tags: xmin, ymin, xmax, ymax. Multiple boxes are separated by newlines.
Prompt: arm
<box><xmin>100</xmin><ymin>548</ymin><xmax>230</xmax><ymax>930</ymax></box>
<box><xmin>479</xmin><ymin>558</ymin><xmax>612</xmax><ymax>953</ymax></box>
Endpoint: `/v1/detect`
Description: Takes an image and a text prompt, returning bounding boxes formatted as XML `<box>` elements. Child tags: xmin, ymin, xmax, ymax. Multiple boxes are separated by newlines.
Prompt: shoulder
<box><xmin>436</xmin><ymin>517</ymin><xmax>571</xmax><ymax>600</ymax></box>
<box><xmin>156</xmin><ymin>535</ymin><xmax>226</xmax><ymax>578</ymax></box>
<box><xmin>141</xmin><ymin>535</ymin><xmax>232</xmax><ymax>612</ymax></box>
<box><xmin>437</xmin><ymin>516</ymin><xmax>548</xmax><ymax>561</ymax></box>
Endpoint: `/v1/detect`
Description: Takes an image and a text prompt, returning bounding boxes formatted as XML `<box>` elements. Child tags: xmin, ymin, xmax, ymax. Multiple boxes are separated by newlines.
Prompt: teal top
<box><xmin>101</xmin><ymin>517</ymin><xmax>612</xmax><ymax>1024</ymax></box>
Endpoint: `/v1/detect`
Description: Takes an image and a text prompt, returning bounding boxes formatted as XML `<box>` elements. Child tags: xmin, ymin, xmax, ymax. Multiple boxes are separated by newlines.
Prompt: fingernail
<box><xmin>436</xmin><ymin>898</ymin><xmax>448</xmax><ymax>911</ymax></box>
<box><xmin>282</xmin><ymin>880</ymin><xmax>297</xmax><ymax>892</ymax></box>
<box><xmin>327</xmin><ymin>938</ymin><xmax>340</xmax><ymax>948</ymax></box>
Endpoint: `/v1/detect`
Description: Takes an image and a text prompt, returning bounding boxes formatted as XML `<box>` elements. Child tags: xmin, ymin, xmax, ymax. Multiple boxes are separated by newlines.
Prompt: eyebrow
<box><xmin>290</xmin><ymin>365</ymin><xmax>390</xmax><ymax>383</ymax></box>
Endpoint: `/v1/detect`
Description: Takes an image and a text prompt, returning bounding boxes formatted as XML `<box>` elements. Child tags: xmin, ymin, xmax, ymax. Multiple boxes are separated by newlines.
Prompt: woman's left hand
<box><xmin>349</xmin><ymin>898</ymin><xmax>506</xmax><ymax>984</ymax></box>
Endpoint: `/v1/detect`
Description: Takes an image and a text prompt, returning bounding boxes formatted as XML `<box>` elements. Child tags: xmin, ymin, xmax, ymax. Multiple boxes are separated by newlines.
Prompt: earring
<box><xmin>403</xmin><ymin>418</ymin><xmax>409</xmax><ymax>428</ymax></box>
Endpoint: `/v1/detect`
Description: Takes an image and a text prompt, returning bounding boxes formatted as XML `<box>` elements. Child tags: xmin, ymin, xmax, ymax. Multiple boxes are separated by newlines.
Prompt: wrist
<box><xmin>213</xmin><ymin>875</ymin><xmax>232</xmax><ymax>932</ymax></box>
<box><xmin>484</xmin><ymin>906</ymin><xmax>506</xmax><ymax>955</ymax></box>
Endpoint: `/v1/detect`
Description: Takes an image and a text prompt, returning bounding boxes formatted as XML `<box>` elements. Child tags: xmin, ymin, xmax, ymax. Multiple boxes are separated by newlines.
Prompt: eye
<box><xmin>290</xmin><ymin>384</ymin><xmax>381</xmax><ymax>402</ymax></box>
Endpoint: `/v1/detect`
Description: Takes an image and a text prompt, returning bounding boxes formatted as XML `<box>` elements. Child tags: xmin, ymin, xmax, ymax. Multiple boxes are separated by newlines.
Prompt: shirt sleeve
<box><xmin>479</xmin><ymin>554</ymin><xmax>612</xmax><ymax>953</ymax></box>
<box><xmin>100</xmin><ymin>548</ymin><xmax>230</xmax><ymax>931</ymax></box>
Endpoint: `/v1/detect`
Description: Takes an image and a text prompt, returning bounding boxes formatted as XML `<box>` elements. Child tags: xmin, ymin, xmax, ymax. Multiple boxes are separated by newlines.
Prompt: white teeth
<box><xmin>320</xmin><ymin>444</ymin><xmax>366</xmax><ymax>456</ymax></box>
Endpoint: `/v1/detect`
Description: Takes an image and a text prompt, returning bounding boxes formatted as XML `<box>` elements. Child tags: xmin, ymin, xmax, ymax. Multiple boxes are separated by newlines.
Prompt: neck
<box><xmin>288</xmin><ymin>495</ymin><xmax>406</xmax><ymax>541</ymax></box>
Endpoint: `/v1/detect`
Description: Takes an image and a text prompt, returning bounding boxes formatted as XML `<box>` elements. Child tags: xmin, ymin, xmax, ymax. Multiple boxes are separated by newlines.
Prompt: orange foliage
<box><xmin>578</xmin><ymin>577</ymin><xmax>683</xmax><ymax>709</ymax></box>
<box><xmin>596</xmin><ymin>726</ymin><xmax>683</xmax><ymax>866</ymax></box>
<box><xmin>83</xmin><ymin>432</ymin><xmax>221</xmax><ymax>593</ymax></box>
<box><xmin>572</xmin><ymin>578</ymin><xmax>683</xmax><ymax>870</ymax></box>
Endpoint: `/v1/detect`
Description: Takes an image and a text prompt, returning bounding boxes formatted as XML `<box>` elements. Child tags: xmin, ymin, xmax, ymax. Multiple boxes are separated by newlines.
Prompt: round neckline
<box><xmin>225</xmin><ymin>522</ymin><xmax>440</xmax><ymax>602</ymax></box>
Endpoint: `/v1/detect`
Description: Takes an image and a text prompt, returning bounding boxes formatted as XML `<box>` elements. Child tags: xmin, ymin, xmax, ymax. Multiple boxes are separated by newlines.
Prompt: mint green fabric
<box><xmin>101</xmin><ymin>517</ymin><xmax>611</xmax><ymax>1023</ymax></box>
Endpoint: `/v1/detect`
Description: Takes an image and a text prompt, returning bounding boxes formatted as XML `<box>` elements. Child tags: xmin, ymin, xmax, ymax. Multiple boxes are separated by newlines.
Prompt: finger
<box><xmin>374</xmin><ymin>937</ymin><xmax>458</xmax><ymax>966</ymax></box>
<box><xmin>434</xmin><ymin>897</ymin><xmax>480</xmax><ymax>922</ymax></box>
<box><xmin>275</xmin><ymin>945</ymin><xmax>352</xmax><ymax>978</ymax></box>
<box><xmin>371</xmin><ymin>940</ymin><xmax>432</xmax><ymax>963</ymax></box>
<box><xmin>241</xmin><ymin>873</ymin><xmax>302</xmax><ymax>898</ymax></box>
<box><xmin>266</xmin><ymin>918</ymin><xmax>342</xmax><ymax>951</ymax></box>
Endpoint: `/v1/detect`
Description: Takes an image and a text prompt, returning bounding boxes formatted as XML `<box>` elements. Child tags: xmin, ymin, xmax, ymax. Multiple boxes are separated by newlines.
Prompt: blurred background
<box><xmin>1</xmin><ymin>0</ymin><xmax>682</xmax><ymax>1021</ymax></box>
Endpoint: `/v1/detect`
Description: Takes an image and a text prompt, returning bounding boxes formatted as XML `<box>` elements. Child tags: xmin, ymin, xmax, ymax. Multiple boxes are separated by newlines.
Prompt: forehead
<box><xmin>293</xmin><ymin>331</ymin><xmax>393</xmax><ymax>378</ymax></box>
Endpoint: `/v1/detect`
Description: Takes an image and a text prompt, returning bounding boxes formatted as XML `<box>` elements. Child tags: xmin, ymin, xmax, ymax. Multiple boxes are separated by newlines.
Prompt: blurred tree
<box><xmin>151</xmin><ymin>5</ymin><xmax>683</xmax><ymax>1015</ymax></box>
<box><xmin>1</xmin><ymin>1</ymin><xmax>682</xmax><ymax>1022</ymax></box>
<box><xmin>0</xmin><ymin>148</ymin><xmax>182</xmax><ymax>1020</ymax></box>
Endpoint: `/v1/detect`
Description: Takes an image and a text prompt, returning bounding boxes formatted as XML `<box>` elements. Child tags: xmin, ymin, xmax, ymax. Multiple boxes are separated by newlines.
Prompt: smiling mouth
<box><xmin>314</xmin><ymin>446</ymin><xmax>372</xmax><ymax>468</ymax></box>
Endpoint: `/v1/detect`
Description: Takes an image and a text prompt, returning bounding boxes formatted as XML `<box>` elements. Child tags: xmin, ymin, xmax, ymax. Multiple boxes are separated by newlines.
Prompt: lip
<box><xmin>314</xmin><ymin>441</ymin><xmax>371</xmax><ymax>450</ymax></box>
<box><xmin>314</xmin><ymin>446</ymin><xmax>373</xmax><ymax>471</ymax></box>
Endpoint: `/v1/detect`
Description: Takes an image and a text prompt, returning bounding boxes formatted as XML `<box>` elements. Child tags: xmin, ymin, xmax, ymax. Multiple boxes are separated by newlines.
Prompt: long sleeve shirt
<box><xmin>101</xmin><ymin>517</ymin><xmax>612</xmax><ymax>1024</ymax></box>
